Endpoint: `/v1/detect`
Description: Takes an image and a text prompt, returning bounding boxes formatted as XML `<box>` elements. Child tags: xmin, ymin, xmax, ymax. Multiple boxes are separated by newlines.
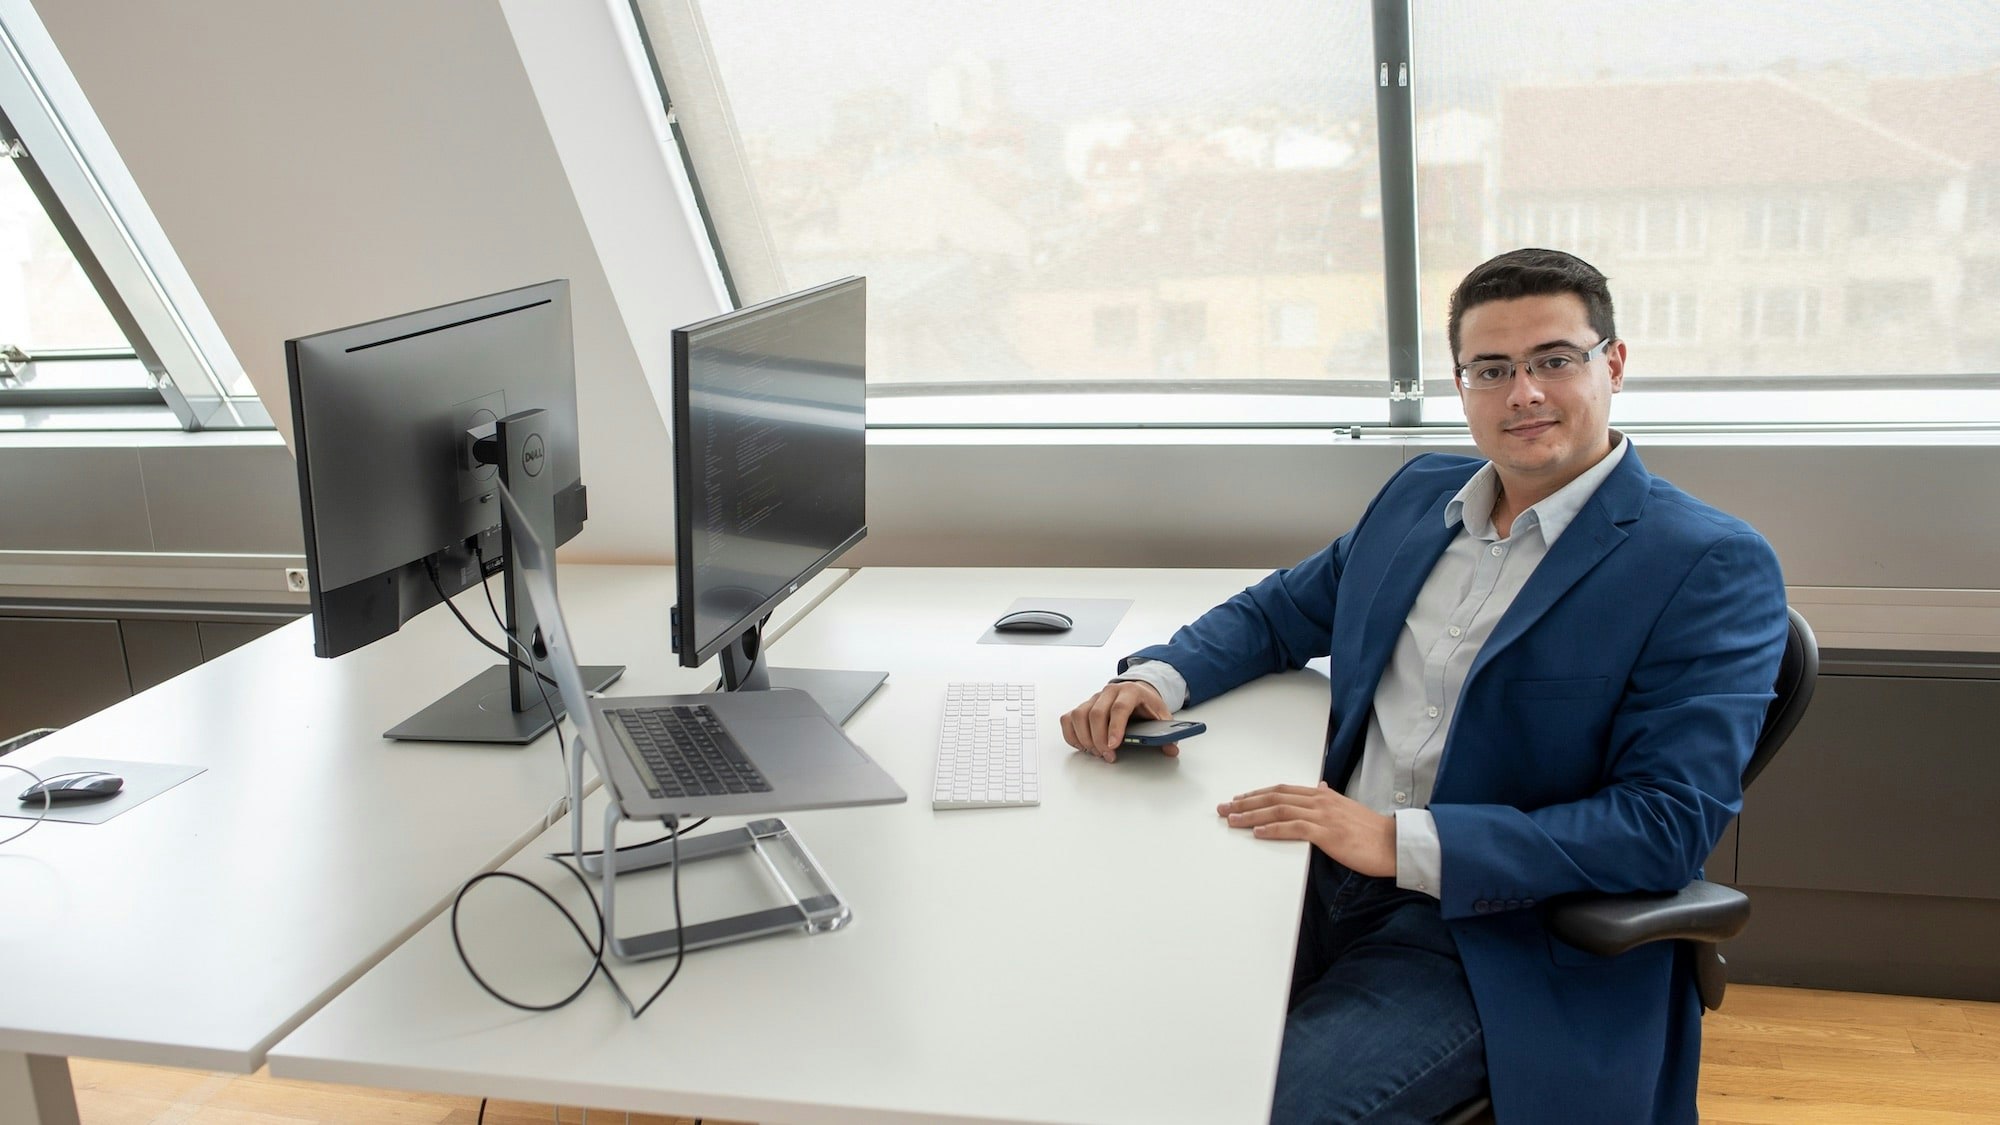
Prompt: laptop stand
<box><xmin>589</xmin><ymin>799</ymin><xmax>852</xmax><ymax>961</ymax></box>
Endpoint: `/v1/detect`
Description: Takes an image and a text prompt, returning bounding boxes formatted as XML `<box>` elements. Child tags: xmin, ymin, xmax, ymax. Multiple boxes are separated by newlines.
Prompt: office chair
<box><xmin>1437</xmin><ymin>606</ymin><xmax>1820</xmax><ymax>1125</ymax></box>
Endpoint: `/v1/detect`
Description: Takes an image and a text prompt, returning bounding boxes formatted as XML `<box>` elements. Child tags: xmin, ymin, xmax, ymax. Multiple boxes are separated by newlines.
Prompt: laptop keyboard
<box><xmin>608</xmin><ymin>704</ymin><xmax>773</xmax><ymax>799</ymax></box>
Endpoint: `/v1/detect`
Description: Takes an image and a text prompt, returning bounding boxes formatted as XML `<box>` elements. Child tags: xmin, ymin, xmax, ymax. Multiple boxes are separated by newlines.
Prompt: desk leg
<box><xmin>0</xmin><ymin>1051</ymin><xmax>80</xmax><ymax>1125</ymax></box>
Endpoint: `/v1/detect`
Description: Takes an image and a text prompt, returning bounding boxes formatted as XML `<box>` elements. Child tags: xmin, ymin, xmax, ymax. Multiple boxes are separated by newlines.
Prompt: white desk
<box><xmin>270</xmin><ymin>567</ymin><xmax>1330</xmax><ymax>1125</ymax></box>
<box><xmin>0</xmin><ymin>564</ymin><xmax>847</xmax><ymax>1125</ymax></box>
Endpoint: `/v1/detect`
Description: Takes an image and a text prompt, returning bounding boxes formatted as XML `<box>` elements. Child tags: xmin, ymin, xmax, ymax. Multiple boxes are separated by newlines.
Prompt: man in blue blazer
<box><xmin>1062</xmin><ymin>248</ymin><xmax>1787</xmax><ymax>1125</ymax></box>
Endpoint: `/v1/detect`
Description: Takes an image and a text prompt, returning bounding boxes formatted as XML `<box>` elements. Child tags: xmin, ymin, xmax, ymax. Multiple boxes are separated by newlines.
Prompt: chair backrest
<box><xmin>1741</xmin><ymin>606</ymin><xmax>1819</xmax><ymax>791</ymax></box>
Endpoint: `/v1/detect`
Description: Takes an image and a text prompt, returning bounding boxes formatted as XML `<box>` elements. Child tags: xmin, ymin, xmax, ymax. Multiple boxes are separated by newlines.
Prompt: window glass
<box><xmin>0</xmin><ymin>154</ymin><xmax>150</xmax><ymax>393</ymax></box>
<box><xmin>1413</xmin><ymin>1</ymin><xmax>2000</xmax><ymax>416</ymax></box>
<box><xmin>648</xmin><ymin>0</ymin><xmax>1387</xmax><ymax>422</ymax></box>
<box><xmin>1</xmin><ymin>155</ymin><xmax>123</xmax><ymax>350</ymax></box>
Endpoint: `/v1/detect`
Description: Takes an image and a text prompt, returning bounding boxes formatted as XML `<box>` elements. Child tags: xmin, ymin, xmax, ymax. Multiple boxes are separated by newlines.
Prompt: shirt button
<box><xmin>1416</xmin><ymin>882</ymin><xmax>1428</xmax><ymax>892</ymax></box>
<box><xmin>1448</xmin><ymin>625</ymin><xmax>1462</xmax><ymax>637</ymax></box>
<box><xmin>1425</xmin><ymin>705</ymin><xmax>1439</xmax><ymax>718</ymax></box>
<box><xmin>1395</xmin><ymin>791</ymin><xmax>1409</xmax><ymax>804</ymax></box>
<box><xmin>1490</xmin><ymin>544</ymin><xmax>1505</xmax><ymax>557</ymax></box>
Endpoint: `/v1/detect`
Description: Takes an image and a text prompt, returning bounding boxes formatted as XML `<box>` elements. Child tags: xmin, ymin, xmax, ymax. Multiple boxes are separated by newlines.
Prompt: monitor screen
<box><xmin>286</xmin><ymin>279</ymin><xmax>586</xmax><ymax>660</ymax></box>
<box><xmin>672</xmin><ymin>276</ymin><xmax>867</xmax><ymax>674</ymax></box>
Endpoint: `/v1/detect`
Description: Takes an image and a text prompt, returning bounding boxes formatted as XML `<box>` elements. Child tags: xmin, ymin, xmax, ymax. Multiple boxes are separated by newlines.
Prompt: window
<box><xmin>638</xmin><ymin>1</ymin><xmax>2000</xmax><ymax>425</ymax></box>
<box><xmin>1742</xmin><ymin>288</ymin><xmax>1821</xmax><ymax>342</ymax></box>
<box><xmin>0</xmin><ymin>147</ymin><xmax>152</xmax><ymax>400</ymax></box>
<box><xmin>1745</xmin><ymin>196</ymin><xmax>1827</xmax><ymax>254</ymax></box>
<box><xmin>1623</xmin><ymin>200</ymin><xmax>1707</xmax><ymax>258</ymax></box>
<box><xmin>1626</xmin><ymin>291</ymin><xmax>1700</xmax><ymax>345</ymax></box>
<box><xmin>1846</xmin><ymin>280</ymin><xmax>1933</xmax><ymax>329</ymax></box>
<box><xmin>1504</xmin><ymin>202</ymin><xmax>1600</xmax><ymax>256</ymax></box>
<box><xmin>1854</xmin><ymin>188</ymin><xmax>1928</xmax><ymax>239</ymax></box>
<box><xmin>630</xmin><ymin>0</ymin><xmax>1385</xmax><ymax>422</ymax></box>
<box><xmin>1155</xmin><ymin>301</ymin><xmax>1209</xmax><ymax>376</ymax></box>
<box><xmin>0</xmin><ymin>2</ymin><xmax>258</xmax><ymax>431</ymax></box>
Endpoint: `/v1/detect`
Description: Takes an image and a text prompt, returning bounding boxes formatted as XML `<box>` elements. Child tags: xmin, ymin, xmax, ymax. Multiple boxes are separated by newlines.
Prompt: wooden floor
<box><xmin>64</xmin><ymin>984</ymin><xmax>2000</xmax><ymax>1124</ymax></box>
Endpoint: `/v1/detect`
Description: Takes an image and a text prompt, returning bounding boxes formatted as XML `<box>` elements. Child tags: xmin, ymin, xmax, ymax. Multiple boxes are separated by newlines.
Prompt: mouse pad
<box><xmin>0</xmin><ymin>756</ymin><xmax>205</xmax><ymax>826</ymax></box>
<box><xmin>978</xmin><ymin>597</ymin><xmax>1133</xmax><ymax>648</ymax></box>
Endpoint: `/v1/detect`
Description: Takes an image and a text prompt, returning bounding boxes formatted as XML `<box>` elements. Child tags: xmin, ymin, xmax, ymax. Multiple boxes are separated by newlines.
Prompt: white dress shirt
<box><xmin>1117</xmin><ymin>435</ymin><xmax>1630</xmax><ymax>899</ymax></box>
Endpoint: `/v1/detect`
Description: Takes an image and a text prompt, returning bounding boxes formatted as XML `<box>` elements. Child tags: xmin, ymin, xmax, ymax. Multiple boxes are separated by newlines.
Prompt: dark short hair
<box><xmin>1446</xmin><ymin>248</ymin><xmax>1616</xmax><ymax>362</ymax></box>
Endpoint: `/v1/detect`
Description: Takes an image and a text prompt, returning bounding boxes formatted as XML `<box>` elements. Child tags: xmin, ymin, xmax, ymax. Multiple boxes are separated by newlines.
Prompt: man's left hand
<box><xmin>1218</xmin><ymin>782</ymin><xmax>1397</xmax><ymax>878</ymax></box>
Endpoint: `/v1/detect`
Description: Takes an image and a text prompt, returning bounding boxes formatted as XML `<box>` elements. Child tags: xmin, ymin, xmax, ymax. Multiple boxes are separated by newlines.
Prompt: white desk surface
<box><xmin>270</xmin><ymin>567</ymin><xmax>1330</xmax><ymax>1125</ymax></box>
<box><xmin>0</xmin><ymin>564</ymin><xmax>846</xmax><ymax>1072</ymax></box>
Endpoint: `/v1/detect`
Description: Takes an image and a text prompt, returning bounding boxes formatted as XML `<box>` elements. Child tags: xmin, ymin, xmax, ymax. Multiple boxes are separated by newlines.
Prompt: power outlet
<box><xmin>285</xmin><ymin>567</ymin><xmax>309</xmax><ymax>593</ymax></box>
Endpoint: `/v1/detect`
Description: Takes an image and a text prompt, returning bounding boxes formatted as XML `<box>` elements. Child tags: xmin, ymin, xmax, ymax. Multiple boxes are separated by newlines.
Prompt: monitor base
<box><xmin>765</xmin><ymin>666</ymin><xmax>886</xmax><ymax>726</ymax></box>
<box><xmin>384</xmin><ymin>662</ymin><xmax>624</xmax><ymax>743</ymax></box>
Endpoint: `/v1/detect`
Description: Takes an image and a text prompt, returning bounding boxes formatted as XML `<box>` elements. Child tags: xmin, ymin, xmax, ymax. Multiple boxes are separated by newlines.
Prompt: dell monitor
<box><xmin>670</xmin><ymin>275</ymin><xmax>883</xmax><ymax>722</ymax></box>
<box><xmin>286</xmin><ymin>279</ymin><xmax>621</xmax><ymax>742</ymax></box>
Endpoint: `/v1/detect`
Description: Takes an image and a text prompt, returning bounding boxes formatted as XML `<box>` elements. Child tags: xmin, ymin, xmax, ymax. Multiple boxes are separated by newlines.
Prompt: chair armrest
<box><xmin>1544</xmin><ymin>880</ymin><xmax>1750</xmax><ymax>958</ymax></box>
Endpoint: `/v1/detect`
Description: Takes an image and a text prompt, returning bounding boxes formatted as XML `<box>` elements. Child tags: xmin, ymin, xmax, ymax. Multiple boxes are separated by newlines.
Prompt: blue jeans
<box><xmin>1270</xmin><ymin>865</ymin><xmax>1488</xmax><ymax>1125</ymax></box>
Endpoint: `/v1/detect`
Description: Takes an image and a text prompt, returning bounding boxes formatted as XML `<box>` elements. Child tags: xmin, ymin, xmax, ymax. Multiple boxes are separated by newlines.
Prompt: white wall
<box><xmin>33</xmin><ymin>0</ymin><xmax>721</xmax><ymax>562</ymax></box>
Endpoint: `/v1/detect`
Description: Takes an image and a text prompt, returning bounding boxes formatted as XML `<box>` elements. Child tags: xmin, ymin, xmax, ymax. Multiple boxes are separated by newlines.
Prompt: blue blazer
<box><xmin>1127</xmin><ymin>448</ymin><xmax>1787</xmax><ymax>1125</ymax></box>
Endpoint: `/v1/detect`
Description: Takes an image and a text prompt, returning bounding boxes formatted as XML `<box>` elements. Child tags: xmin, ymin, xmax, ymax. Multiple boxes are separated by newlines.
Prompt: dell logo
<box><xmin>521</xmin><ymin>434</ymin><xmax>546</xmax><ymax>477</ymax></box>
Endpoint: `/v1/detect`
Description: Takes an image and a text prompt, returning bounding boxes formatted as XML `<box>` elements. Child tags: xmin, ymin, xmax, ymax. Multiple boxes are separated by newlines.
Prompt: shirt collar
<box><xmin>1445</xmin><ymin>430</ymin><xmax>1629</xmax><ymax>544</ymax></box>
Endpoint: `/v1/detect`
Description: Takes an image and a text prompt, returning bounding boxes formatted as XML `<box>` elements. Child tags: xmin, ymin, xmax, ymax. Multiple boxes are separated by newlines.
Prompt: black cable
<box><xmin>450</xmin><ymin>860</ymin><xmax>608</xmax><ymax>1012</ymax></box>
<box><xmin>476</xmin><ymin>1097</ymin><xmax>486</xmax><ymax>1124</ymax></box>
<box><xmin>424</xmin><ymin>556</ymin><xmax>560</xmax><ymax>690</ymax></box>
<box><xmin>469</xmin><ymin>543</ymin><xmax>568</xmax><ymax>780</ymax></box>
<box><xmin>551</xmin><ymin>817</ymin><xmax>708</xmax><ymax>861</ymax></box>
<box><xmin>449</xmin><ymin>818</ymin><xmax>689</xmax><ymax>1019</ymax></box>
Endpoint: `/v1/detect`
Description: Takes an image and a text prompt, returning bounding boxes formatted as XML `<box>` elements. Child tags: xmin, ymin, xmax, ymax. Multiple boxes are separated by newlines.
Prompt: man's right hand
<box><xmin>1060</xmin><ymin>680</ymin><xmax>1176</xmax><ymax>761</ymax></box>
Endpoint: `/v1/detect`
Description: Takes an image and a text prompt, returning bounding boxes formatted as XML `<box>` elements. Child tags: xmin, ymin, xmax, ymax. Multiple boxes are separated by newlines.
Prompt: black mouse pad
<box><xmin>978</xmin><ymin>597</ymin><xmax>1133</xmax><ymax>648</ymax></box>
<box><xmin>0</xmin><ymin>755</ymin><xmax>205</xmax><ymax>826</ymax></box>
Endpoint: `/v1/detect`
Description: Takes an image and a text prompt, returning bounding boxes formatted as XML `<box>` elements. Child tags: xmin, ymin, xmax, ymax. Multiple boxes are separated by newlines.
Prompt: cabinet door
<box><xmin>1738</xmin><ymin>674</ymin><xmax>2000</xmax><ymax>900</ymax></box>
<box><xmin>197</xmin><ymin>620</ymin><xmax>282</xmax><ymax>661</ymax></box>
<box><xmin>0</xmin><ymin>617</ymin><xmax>132</xmax><ymax>738</ymax></box>
<box><xmin>121</xmin><ymin>619</ymin><xmax>204</xmax><ymax>693</ymax></box>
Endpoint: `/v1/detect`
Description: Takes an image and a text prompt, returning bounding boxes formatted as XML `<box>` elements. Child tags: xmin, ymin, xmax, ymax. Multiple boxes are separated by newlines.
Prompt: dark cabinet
<box><xmin>0</xmin><ymin>616</ymin><xmax>133</xmax><ymax>737</ymax></box>
<box><xmin>0</xmin><ymin>607</ymin><xmax>297</xmax><ymax>743</ymax></box>
<box><xmin>1728</xmin><ymin>650</ymin><xmax>2000</xmax><ymax>1000</ymax></box>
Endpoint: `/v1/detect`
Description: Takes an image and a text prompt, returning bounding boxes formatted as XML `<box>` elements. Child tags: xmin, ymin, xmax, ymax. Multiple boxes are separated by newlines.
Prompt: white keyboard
<box><xmin>933</xmin><ymin>682</ymin><xmax>1040</xmax><ymax>809</ymax></box>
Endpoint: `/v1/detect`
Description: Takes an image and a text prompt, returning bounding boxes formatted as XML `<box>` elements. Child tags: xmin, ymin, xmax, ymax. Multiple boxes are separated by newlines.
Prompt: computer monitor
<box><xmin>286</xmin><ymin>279</ymin><xmax>621</xmax><ymax>742</ymax></box>
<box><xmin>670</xmin><ymin>275</ymin><xmax>884</xmax><ymax>722</ymax></box>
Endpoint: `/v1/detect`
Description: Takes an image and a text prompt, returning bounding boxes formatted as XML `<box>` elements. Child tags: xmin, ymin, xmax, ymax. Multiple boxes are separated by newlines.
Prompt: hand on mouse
<box><xmin>1060</xmin><ymin>680</ymin><xmax>1175</xmax><ymax>762</ymax></box>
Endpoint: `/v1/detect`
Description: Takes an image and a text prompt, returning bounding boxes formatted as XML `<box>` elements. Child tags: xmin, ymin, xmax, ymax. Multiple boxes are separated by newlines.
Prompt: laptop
<box><xmin>496</xmin><ymin>483</ymin><xmax>906</xmax><ymax>818</ymax></box>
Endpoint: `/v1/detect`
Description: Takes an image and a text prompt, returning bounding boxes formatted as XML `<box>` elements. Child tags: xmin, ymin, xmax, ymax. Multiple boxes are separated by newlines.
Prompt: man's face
<box><xmin>1454</xmin><ymin>292</ymin><xmax>1624</xmax><ymax>498</ymax></box>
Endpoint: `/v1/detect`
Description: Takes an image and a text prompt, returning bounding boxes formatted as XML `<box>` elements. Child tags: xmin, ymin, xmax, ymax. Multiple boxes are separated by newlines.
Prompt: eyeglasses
<box><xmin>1454</xmin><ymin>337</ymin><xmax>1614</xmax><ymax>392</ymax></box>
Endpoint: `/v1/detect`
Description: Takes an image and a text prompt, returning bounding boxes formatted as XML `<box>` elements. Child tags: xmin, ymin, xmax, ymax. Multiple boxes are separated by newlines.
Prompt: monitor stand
<box><xmin>763</xmin><ymin>668</ymin><xmax>886</xmax><ymax>726</ymax></box>
<box><xmin>386</xmin><ymin>407</ymin><xmax>625</xmax><ymax>743</ymax></box>
<box><xmin>717</xmin><ymin>630</ymin><xmax>885</xmax><ymax>725</ymax></box>
<box><xmin>385</xmin><ymin>661</ymin><xmax>623</xmax><ymax>744</ymax></box>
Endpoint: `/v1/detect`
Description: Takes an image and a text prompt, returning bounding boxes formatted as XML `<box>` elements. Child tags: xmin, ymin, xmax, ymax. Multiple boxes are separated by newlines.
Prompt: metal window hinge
<box><xmin>1</xmin><ymin>344</ymin><xmax>30</xmax><ymax>381</ymax></box>
<box><xmin>3</xmin><ymin>139</ymin><xmax>24</xmax><ymax>159</ymax></box>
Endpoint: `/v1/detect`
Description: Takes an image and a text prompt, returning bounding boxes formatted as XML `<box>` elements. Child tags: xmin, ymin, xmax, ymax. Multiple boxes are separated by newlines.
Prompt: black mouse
<box><xmin>18</xmin><ymin>771</ymin><xmax>124</xmax><ymax>804</ymax></box>
<box><xmin>994</xmin><ymin>609</ymin><xmax>1074</xmax><ymax>633</ymax></box>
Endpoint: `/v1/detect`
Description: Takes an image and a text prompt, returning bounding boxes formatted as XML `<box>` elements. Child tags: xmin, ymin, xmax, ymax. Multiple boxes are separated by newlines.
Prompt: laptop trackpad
<box><xmin>730</xmin><ymin>715</ymin><xmax>853</xmax><ymax>765</ymax></box>
<box><xmin>727</xmin><ymin>713</ymin><xmax>899</xmax><ymax>804</ymax></box>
